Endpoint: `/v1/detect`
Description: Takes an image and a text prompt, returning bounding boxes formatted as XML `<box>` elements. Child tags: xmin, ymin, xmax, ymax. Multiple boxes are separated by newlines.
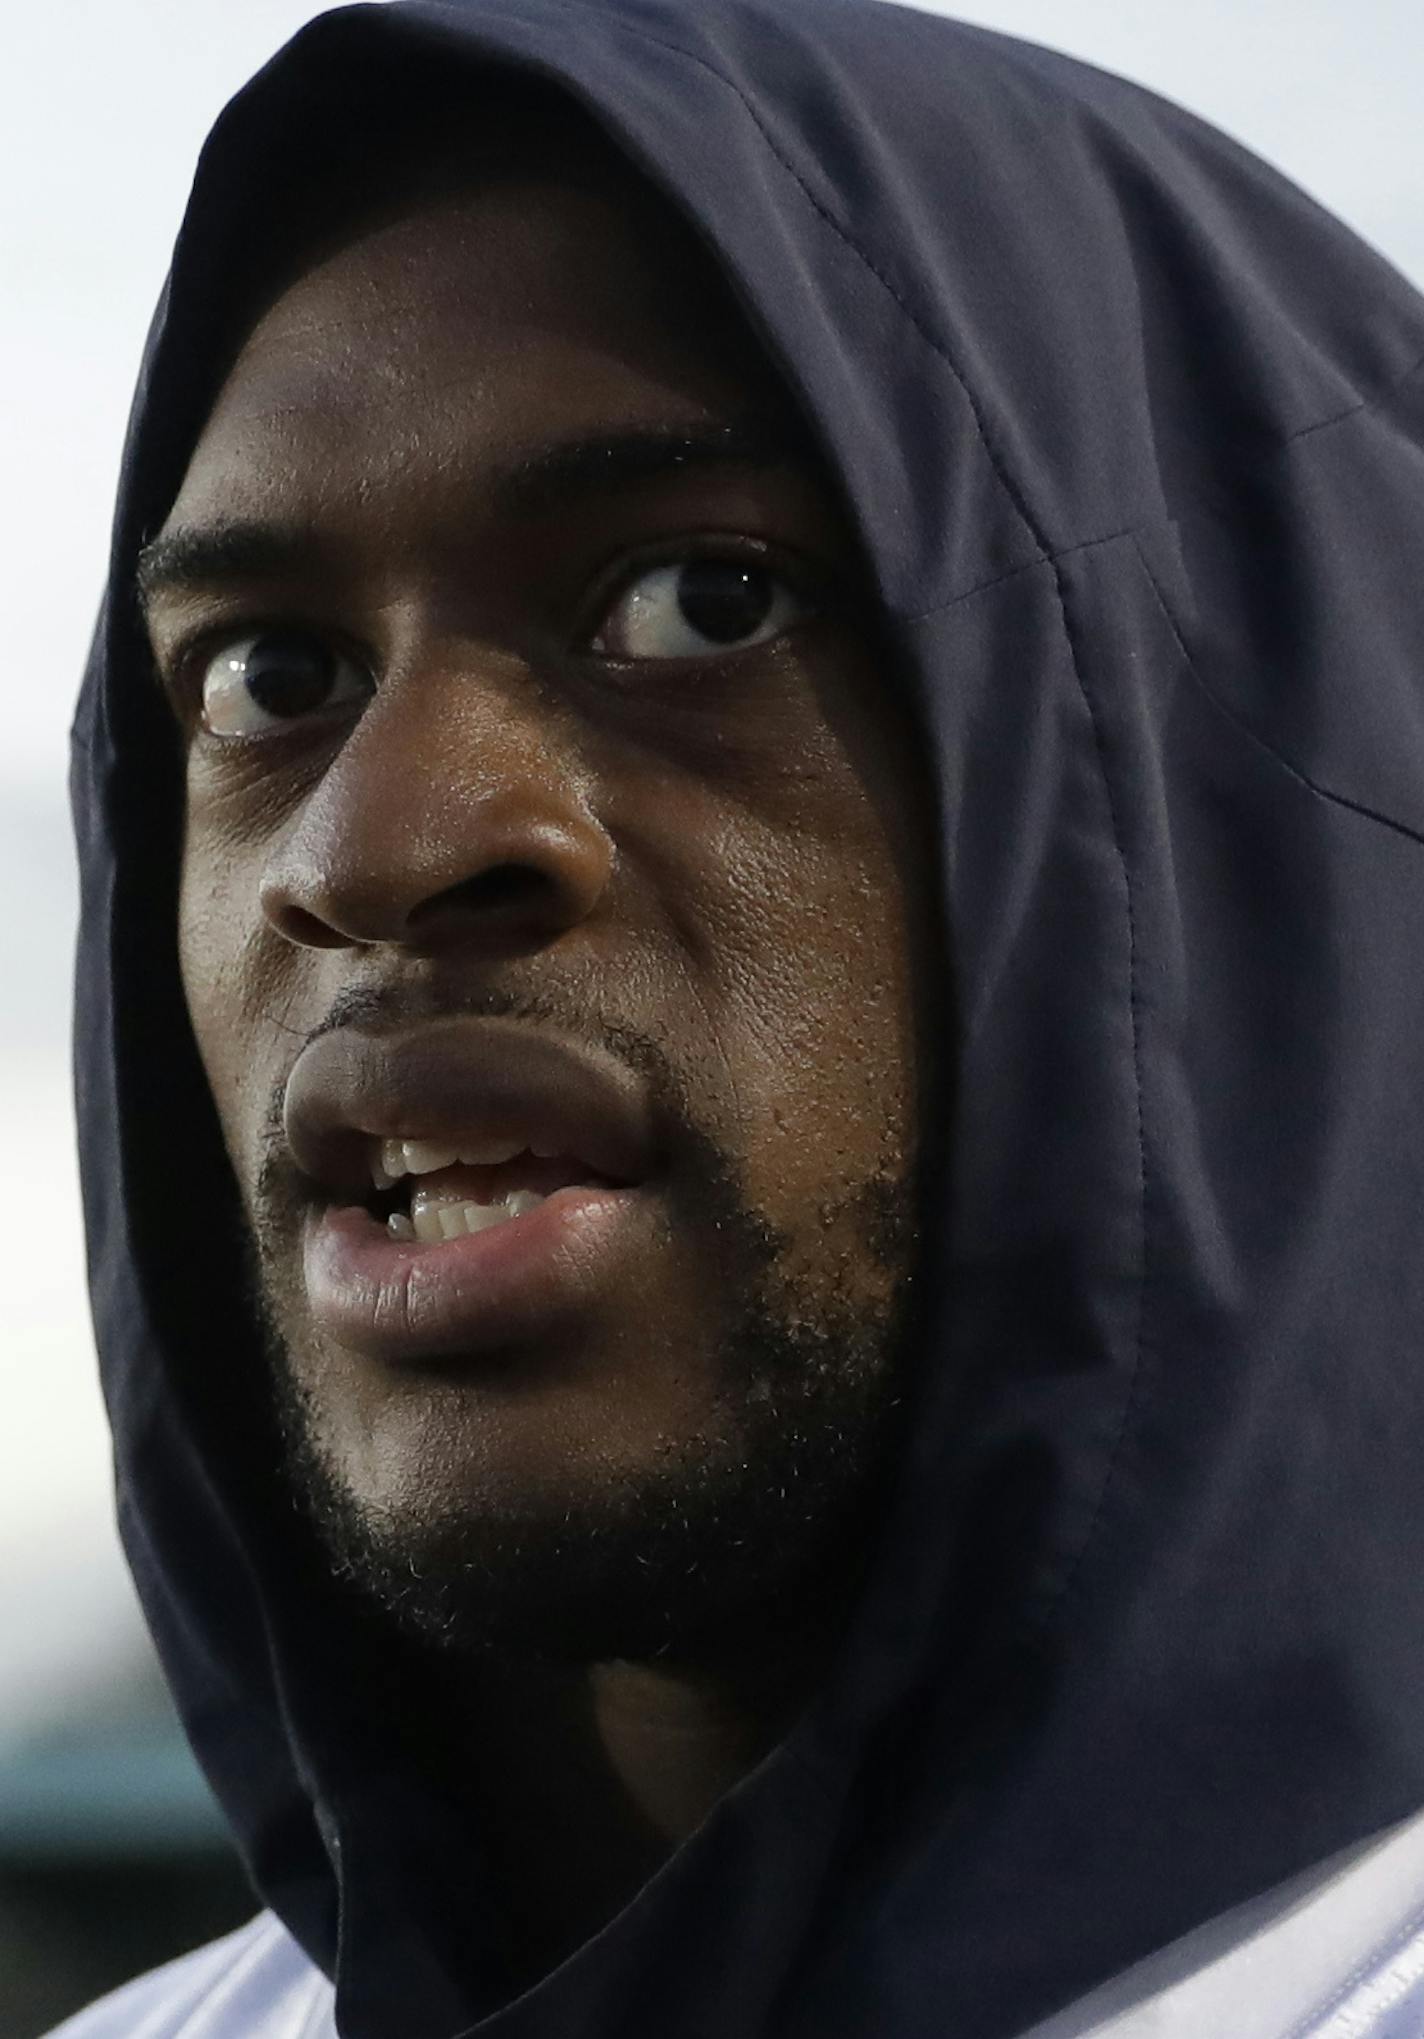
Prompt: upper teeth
<box><xmin>374</xmin><ymin>1135</ymin><xmax>540</xmax><ymax>1189</ymax></box>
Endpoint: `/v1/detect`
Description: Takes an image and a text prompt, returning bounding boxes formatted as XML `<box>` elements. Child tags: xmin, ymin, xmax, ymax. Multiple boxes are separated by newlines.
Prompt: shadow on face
<box><xmin>139</xmin><ymin>96</ymin><xmax>941</xmax><ymax>1672</ymax></box>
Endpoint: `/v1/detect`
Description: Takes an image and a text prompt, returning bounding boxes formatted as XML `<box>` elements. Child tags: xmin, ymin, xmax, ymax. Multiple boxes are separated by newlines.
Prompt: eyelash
<box><xmin>160</xmin><ymin>534</ymin><xmax>826</xmax><ymax>726</ymax></box>
<box><xmin>577</xmin><ymin>534</ymin><xmax>818</xmax><ymax>652</ymax></box>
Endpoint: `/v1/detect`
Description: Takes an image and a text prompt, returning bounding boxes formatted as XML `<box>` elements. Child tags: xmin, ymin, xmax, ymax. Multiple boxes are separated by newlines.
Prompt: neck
<box><xmin>432</xmin><ymin>1633</ymin><xmax>829</xmax><ymax>1996</ymax></box>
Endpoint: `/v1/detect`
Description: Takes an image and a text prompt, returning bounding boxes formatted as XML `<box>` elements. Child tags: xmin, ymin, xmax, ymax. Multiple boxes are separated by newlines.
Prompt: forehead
<box><xmin>171</xmin><ymin>160</ymin><xmax>789</xmax><ymax>532</ymax></box>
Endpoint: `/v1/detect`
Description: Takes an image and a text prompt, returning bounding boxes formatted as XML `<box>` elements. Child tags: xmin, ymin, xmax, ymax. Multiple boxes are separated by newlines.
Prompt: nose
<box><xmin>258</xmin><ymin>651</ymin><xmax>615</xmax><ymax>956</ymax></box>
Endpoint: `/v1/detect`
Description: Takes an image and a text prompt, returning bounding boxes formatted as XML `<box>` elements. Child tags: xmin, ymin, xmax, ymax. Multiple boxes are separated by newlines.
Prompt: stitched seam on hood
<box><xmin>573</xmin><ymin>12</ymin><xmax>1054</xmax><ymax>566</ymax></box>
<box><xmin>1280</xmin><ymin>344</ymin><xmax>1424</xmax><ymax>450</ymax></box>
<box><xmin>898</xmin><ymin>519</ymin><xmax>1148</xmax><ymax>623</ymax></box>
<box><xmin>1133</xmin><ymin>535</ymin><xmax>1424</xmax><ymax>855</ymax></box>
<box><xmin>1029</xmin><ymin>549</ymin><xmax>1151</xmax><ymax>1616</ymax></box>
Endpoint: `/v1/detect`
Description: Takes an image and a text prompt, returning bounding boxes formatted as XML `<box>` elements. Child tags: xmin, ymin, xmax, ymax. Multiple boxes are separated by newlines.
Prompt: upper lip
<box><xmin>283</xmin><ymin>1016</ymin><xmax>658</xmax><ymax>1204</ymax></box>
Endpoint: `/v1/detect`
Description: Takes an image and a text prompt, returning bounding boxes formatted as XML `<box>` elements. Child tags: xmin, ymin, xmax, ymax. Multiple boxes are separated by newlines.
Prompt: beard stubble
<box><xmin>245</xmin><ymin>1013</ymin><xmax>923</xmax><ymax>1673</ymax></box>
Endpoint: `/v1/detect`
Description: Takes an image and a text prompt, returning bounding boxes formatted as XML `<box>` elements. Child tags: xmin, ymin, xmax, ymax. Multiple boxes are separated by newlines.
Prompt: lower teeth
<box><xmin>389</xmin><ymin>1189</ymin><xmax>547</xmax><ymax>1242</ymax></box>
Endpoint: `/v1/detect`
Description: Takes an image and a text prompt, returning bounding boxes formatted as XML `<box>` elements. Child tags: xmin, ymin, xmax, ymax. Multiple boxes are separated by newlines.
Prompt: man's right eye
<box><xmin>197</xmin><ymin>630</ymin><xmax>370</xmax><ymax>737</ymax></box>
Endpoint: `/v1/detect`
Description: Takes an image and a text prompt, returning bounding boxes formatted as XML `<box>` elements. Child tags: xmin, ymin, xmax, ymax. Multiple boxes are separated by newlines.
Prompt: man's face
<box><xmin>143</xmin><ymin>148</ymin><xmax>935</xmax><ymax>1666</ymax></box>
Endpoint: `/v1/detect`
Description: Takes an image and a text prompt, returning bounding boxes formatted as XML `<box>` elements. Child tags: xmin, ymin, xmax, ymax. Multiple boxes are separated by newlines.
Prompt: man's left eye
<box><xmin>591</xmin><ymin>559</ymin><xmax>809</xmax><ymax>661</ymax></box>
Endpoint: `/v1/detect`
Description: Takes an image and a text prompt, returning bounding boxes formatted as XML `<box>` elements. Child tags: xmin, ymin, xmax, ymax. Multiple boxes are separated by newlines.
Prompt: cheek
<box><xmin>742</xmin><ymin>888</ymin><xmax>918</xmax><ymax>1209</ymax></box>
<box><xmin>178</xmin><ymin>832</ymin><xmax>296</xmax><ymax>1178</ymax></box>
<box><xmin>656</xmin><ymin>789</ymin><xmax>923</xmax><ymax>1228</ymax></box>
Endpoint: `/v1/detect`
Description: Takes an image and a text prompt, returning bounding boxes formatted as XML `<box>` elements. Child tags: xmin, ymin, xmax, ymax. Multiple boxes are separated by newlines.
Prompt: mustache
<box><xmin>251</xmin><ymin>978</ymin><xmax>753</xmax><ymax>1241</ymax></box>
<box><xmin>278</xmin><ymin>978</ymin><xmax>652</xmax><ymax>1059</ymax></box>
<box><xmin>257</xmin><ymin>980</ymin><xmax>680</xmax><ymax>1151</ymax></box>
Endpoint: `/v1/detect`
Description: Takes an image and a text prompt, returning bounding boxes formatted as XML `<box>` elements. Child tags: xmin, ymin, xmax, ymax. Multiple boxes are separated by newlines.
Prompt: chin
<box><xmin>272</xmin><ymin>1312</ymin><xmax>910</xmax><ymax>1668</ymax></box>
<box><xmin>252</xmin><ymin>1152</ymin><xmax>922</xmax><ymax>1665</ymax></box>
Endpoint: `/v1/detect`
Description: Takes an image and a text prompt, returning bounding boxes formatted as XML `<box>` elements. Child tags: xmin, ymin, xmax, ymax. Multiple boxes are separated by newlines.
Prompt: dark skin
<box><xmin>141</xmin><ymin>147</ymin><xmax>934</xmax><ymax>1989</ymax></box>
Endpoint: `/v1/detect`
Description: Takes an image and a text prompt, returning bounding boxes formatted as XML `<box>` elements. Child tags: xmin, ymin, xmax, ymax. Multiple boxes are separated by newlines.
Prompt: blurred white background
<box><xmin>2</xmin><ymin>0</ymin><xmax>1422</xmax><ymax>1749</ymax></box>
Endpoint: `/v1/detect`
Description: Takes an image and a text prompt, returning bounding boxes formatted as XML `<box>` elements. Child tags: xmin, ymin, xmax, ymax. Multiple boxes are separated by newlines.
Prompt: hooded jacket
<box><xmin>61</xmin><ymin>1</ymin><xmax>1424</xmax><ymax>2034</ymax></box>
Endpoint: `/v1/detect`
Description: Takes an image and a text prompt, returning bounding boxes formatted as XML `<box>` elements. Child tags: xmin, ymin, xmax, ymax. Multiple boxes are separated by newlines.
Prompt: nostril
<box><xmin>413</xmin><ymin>863</ymin><xmax>553</xmax><ymax>922</ymax></box>
<box><xmin>262</xmin><ymin>803</ymin><xmax>612</xmax><ymax>952</ymax></box>
<box><xmin>270</xmin><ymin>901</ymin><xmax>355</xmax><ymax>950</ymax></box>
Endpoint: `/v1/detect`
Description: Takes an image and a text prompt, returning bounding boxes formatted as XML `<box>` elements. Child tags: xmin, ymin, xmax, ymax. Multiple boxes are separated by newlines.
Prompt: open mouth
<box><xmin>285</xmin><ymin>1018</ymin><xmax>660</xmax><ymax>1354</ymax></box>
<box><xmin>306</xmin><ymin>1146</ymin><xmax>646</xmax><ymax>1366</ymax></box>
<box><xmin>363</xmin><ymin>1139</ymin><xmax>620</xmax><ymax>1244</ymax></box>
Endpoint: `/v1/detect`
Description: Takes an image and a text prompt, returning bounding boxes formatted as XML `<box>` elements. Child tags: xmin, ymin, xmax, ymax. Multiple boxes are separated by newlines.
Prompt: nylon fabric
<box><xmin>70</xmin><ymin>2</ymin><xmax>1424</xmax><ymax>2034</ymax></box>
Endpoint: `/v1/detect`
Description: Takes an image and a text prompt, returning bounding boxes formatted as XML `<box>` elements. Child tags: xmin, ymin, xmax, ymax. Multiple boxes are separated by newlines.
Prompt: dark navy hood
<box><xmin>72</xmin><ymin>2</ymin><xmax>1424</xmax><ymax>2033</ymax></box>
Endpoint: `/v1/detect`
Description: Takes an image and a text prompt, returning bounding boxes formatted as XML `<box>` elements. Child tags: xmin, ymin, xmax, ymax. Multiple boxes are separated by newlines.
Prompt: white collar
<box><xmin>1019</xmin><ymin>1807</ymin><xmax>1424</xmax><ymax>2038</ymax></box>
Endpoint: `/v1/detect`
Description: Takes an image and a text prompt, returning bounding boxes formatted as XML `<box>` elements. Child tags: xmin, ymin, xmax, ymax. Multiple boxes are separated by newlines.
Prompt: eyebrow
<box><xmin>134</xmin><ymin>418</ymin><xmax>809</xmax><ymax>612</ymax></box>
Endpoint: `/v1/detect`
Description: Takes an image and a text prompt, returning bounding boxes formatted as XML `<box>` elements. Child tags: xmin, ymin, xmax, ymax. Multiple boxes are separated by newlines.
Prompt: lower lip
<box><xmin>302</xmin><ymin>1186</ymin><xmax>645</xmax><ymax>1364</ymax></box>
